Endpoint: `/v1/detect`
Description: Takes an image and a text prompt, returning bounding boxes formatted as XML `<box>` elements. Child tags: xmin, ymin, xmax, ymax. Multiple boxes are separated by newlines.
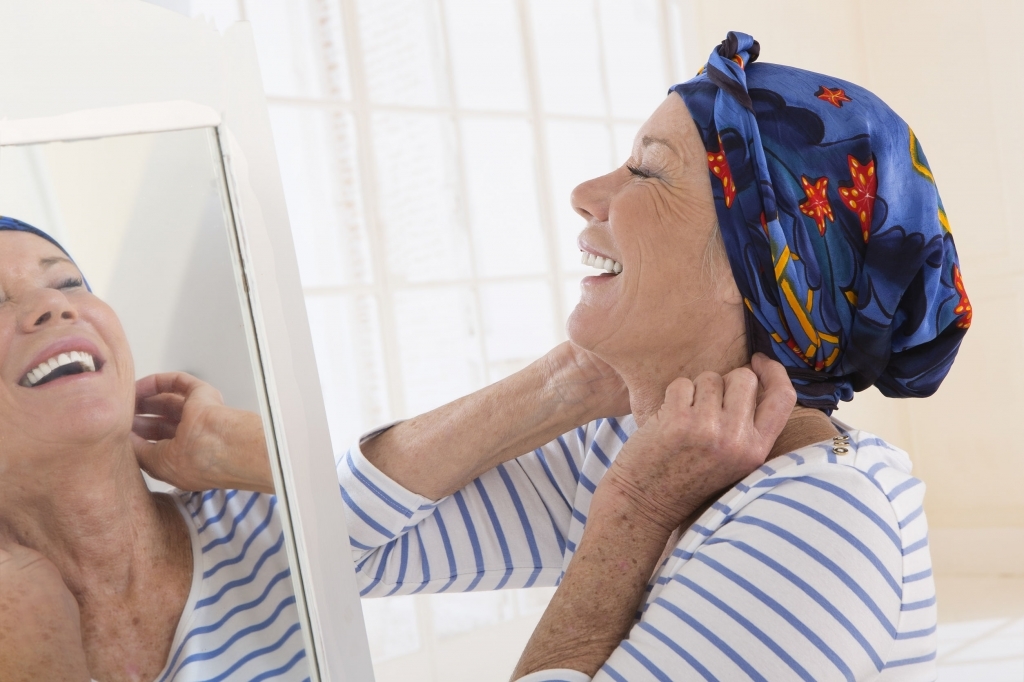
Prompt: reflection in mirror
<box><xmin>0</xmin><ymin>129</ymin><xmax>312</xmax><ymax>680</ymax></box>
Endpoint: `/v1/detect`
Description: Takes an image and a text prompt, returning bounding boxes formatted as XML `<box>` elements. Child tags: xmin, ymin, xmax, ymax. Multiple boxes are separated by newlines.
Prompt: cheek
<box><xmin>0</xmin><ymin>316</ymin><xmax>16</xmax><ymax>378</ymax></box>
<box><xmin>82</xmin><ymin>303</ymin><xmax>135</xmax><ymax>383</ymax></box>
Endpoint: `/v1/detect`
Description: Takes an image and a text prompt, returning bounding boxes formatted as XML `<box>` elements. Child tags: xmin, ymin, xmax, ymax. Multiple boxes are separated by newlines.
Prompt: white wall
<box><xmin>0</xmin><ymin>130</ymin><xmax>261</xmax><ymax>412</ymax></box>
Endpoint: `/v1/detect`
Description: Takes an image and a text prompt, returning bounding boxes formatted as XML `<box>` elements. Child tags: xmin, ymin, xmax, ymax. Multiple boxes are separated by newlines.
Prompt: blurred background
<box><xmin>139</xmin><ymin>1</ymin><xmax>1023</xmax><ymax>679</ymax></box>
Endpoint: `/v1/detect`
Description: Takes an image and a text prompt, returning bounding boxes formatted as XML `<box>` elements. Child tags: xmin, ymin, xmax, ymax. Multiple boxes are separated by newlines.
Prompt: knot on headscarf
<box><xmin>706</xmin><ymin>31</ymin><xmax>760</xmax><ymax>110</ymax></box>
<box><xmin>0</xmin><ymin>216</ymin><xmax>90</xmax><ymax>291</ymax></box>
<box><xmin>672</xmin><ymin>32</ymin><xmax>970</xmax><ymax>411</ymax></box>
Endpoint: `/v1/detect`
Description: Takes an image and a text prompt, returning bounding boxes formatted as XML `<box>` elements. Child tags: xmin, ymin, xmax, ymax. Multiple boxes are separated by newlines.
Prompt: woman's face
<box><xmin>567</xmin><ymin>94</ymin><xmax>747</xmax><ymax>377</ymax></box>
<box><xmin>0</xmin><ymin>232</ymin><xmax>135</xmax><ymax>458</ymax></box>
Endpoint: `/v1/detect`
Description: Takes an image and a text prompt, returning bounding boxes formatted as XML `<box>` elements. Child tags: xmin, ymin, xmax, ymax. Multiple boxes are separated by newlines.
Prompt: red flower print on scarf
<box><xmin>838</xmin><ymin>155</ymin><xmax>877</xmax><ymax>242</ymax></box>
<box><xmin>815</xmin><ymin>86</ymin><xmax>852</xmax><ymax>108</ymax></box>
<box><xmin>707</xmin><ymin>137</ymin><xmax>736</xmax><ymax>208</ymax></box>
<box><xmin>953</xmin><ymin>264</ymin><xmax>972</xmax><ymax>329</ymax></box>
<box><xmin>799</xmin><ymin>175</ymin><xmax>833</xmax><ymax>235</ymax></box>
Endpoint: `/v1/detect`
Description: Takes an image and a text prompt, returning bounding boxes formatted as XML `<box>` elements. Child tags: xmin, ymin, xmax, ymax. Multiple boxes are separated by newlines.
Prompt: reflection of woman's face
<box><xmin>0</xmin><ymin>232</ymin><xmax>134</xmax><ymax>455</ymax></box>
<box><xmin>567</xmin><ymin>94</ymin><xmax>746</xmax><ymax>373</ymax></box>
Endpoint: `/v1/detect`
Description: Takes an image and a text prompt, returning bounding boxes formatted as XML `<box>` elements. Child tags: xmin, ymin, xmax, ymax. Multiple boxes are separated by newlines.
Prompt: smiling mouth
<box><xmin>581</xmin><ymin>251</ymin><xmax>623</xmax><ymax>274</ymax></box>
<box><xmin>21</xmin><ymin>351</ymin><xmax>100</xmax><ymax>388</ymax></box>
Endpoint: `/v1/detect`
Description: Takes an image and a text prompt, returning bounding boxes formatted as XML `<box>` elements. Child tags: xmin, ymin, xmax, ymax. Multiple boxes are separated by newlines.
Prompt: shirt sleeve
<box><xmin>591</xmin><ymin>467</ymin><xmax>904</xmax><ymax>681</ymax></box>
<box><xmin>338</xmin><ymin>425</ymin><xmax>590</xmax><ymax>597</ymax></box>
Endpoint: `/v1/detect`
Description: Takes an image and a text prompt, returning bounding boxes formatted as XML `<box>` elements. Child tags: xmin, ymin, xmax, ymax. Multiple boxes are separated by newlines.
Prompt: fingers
<box><xmin>692</xmin><ymin>371</ymin><xmax>724</xmax><ymax>411</ymax></box>
<box><xmin>722</xmin><ymin>366</ymin><xmax>759</xmax><ymax>423</ymax></box>
<box><xmin>663</xmin><ymin>376</ymin><xmax>695</xmax><ymax>409</ymax></box>
<box><xmin>136</xmin><ymin>393</ymin><xmax>185</xmax><ymax>422</ymax></box>
<box><xmin>132</xmin><ymin>414</ymin><xmax>179</xmax><ymax>442</ymax></box>
<box><xmin>134</xmin><ymin>372</ymin><xmax>223</xmax><ymax>405</ymax></box>
<box><xmin>130</xmin><ymin>432</ymin><xmax>166</xmax><ymax>477</ymax></box>
<box><xmin>0</xmin><ymin>543</ymin><xmax>51</xmax><ymax>571</ymax></box>
<box><xmin>750</xmin><ymin>353</ymin><xmax>797</xmax><ymax>439</ymax></box>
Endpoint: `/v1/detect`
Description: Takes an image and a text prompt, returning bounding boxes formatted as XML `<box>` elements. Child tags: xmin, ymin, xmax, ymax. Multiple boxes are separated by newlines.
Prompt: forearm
<box><xmin>210</xmin><ymin>409</ymin><xmax>275</xmax><ymax>494</ymax></box>
<box><xmin>362</xmin><ymin>354</ymin><xmax>600</xmax><ymax>501</ymax></box>
<box><xmin>512</xmin><ymin>481</ymin><xmax>680</xmax><ymax>678</ymax></box>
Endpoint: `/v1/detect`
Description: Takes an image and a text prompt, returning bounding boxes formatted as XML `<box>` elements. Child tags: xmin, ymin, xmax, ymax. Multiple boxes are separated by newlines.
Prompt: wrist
<box><xmin>213</xmin><ymin>409</ymin><xmax>274</xmax><ymax>494</ymax></box>
<box><xmin>536</xmin><ymin>351</ymin><xmax>606</xmax><ymax>425</ymax></box>
<box><xmin>494</xmin><ymin>358</ymin><xmax>591</xmax><ymax>441</ymax></box>
<box><xmin>597</xmin><ymin>463</ymin><xmax>695</xmax><ymax>539</ymax></box>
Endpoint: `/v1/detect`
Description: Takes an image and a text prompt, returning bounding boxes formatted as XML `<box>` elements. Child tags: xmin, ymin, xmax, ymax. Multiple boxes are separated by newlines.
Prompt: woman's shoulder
<box><xmin>173</xmin><ymin>489</ymin><xmax>283</xmax><ymax>554</ymax></box>
<box><xmin>159</xmin><ymin>489</ymin><xmax>306</xmax><ymax>680</ymax></box>
<box><xmin>765</xmin><ymin>427</ymin><xmax>922</xmax><ymax>508</ymax></box>
<box><xmin>723</xmin><ymin>427</ymin><xmax>927</xmax><ymax>553</ymax></box>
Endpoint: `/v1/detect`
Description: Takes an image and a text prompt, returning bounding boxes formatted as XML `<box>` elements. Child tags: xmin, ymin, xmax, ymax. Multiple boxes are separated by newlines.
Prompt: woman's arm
<box><xmin>552</xmin><ymin>466</ymin><xmax>905</xmax><ymax>681</ymax></box>
<box><xmin>341</xmin><ymin>434</ymin><xmax>586</xmax><ymax>597</ymax></box>
<box><xmin>132</xmin><ymin>342</ymin><xmax>627</xmax><ymax>499</ymax></box>
<box><xmin>361</xmin><ymin>343</ymin><xmax>628</xmax><ymax>500</ymax></box>
<box><xmin>513</xmin><ymin>354</ymin><xmax>796</xmax><ymax>679</ymax></box>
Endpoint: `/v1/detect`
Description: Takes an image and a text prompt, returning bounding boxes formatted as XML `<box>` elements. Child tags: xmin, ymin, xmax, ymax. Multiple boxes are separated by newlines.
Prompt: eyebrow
<box><xmin>640</xmin><ymin>135</ymin><xmax>678</xmax><ymax>154</ymax></box>
<box><xmin>40</xmin><ymin>256</ymin><xmax>74</xmax><ymax>268</ymax></box>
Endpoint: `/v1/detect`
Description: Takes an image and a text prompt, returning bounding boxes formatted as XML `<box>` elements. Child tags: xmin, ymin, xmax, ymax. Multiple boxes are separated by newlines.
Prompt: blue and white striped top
<box><xmin>340</xmin><ymin>417</ymin><xmax>937</xmax><ymax>681</ymax></box>
<box><xmin>143</xmin><ymin>490</ymin><xmax>311</xmax><ymax>682</ymax></box>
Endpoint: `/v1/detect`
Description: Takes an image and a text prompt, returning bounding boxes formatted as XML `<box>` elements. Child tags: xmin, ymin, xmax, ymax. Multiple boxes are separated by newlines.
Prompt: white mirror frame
<box><xmin>0</xmin><ymin>4</ymin><xmax>374</xmax><ymax>680</ymax></box>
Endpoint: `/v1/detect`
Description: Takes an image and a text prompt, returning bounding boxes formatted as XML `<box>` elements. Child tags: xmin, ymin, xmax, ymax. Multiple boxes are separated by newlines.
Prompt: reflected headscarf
<box><xmin>671</xmin><ymin>32</ymin><xmax>970</xmax><ymax>411</ymax></box>
<box><xmin>0</xmin><ymin>216</ymin><xmax>91</xmax><ymax>291</ymax></box>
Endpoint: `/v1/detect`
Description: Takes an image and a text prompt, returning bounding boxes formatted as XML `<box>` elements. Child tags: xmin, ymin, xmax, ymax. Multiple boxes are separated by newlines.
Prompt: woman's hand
<box><xmin>541</xmin><ymin>341</ymin><xmax>631</xmax><ymax>421</ymax></box>
<box><xmin>0</xmin><ymin>543</ymin><xmax>91</xmax><ymax>681</ymax></box>
<box><xmin>513</xmin><ymin>353</ymin><xmax>796</xmax><ymax>678</ymax></box>
<box><xmin>603</xmin><ymin>352</ymin><xmax>796</xmax><ymax>535</ymax></box>
<box><xmin>132</xmin><ymin>372</ymin><xmax>274</xmax><ymax>494</ymax></box>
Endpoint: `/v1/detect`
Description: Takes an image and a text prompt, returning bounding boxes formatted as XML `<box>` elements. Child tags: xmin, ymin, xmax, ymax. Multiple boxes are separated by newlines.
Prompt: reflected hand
<box><xmin>132</xmin><ymin>372</ymin><xmax>275</xmax><ymax>494</ymax></box>
<box><xmin>0</xmin><ymin>543</ymin><xmax>91</xmax><ymax>680</ymax></box>
<box><xmin>542</xmin><ymin>341</ymin><xmax>631</xmax><ymax>420</ymax></box>
<box><xmin>602</xmin><ymin>353</ymin><xmax>797</xmax><ymax>534</ymax></box>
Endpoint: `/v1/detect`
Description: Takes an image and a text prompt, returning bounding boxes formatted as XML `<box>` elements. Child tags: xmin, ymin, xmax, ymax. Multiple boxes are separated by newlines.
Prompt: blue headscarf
<box><xmin>671</xmin><ymin>32</ymin><xmax>970</xmax><ymax>411</ymax></box>
<box><xmin>0</xmin><ymin>216</ymin><xmax>91</xmax><ymax>291</ymax></box>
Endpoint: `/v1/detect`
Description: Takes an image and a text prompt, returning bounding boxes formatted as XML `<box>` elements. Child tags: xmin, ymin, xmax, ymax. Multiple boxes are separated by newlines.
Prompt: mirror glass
<box><xmin>0</xmin><ymin>128</ymin><xmax>314</xmax><ymax>680</ymax></box>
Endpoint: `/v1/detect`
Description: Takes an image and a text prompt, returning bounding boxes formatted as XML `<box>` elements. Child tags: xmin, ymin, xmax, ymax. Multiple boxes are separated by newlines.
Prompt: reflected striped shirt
<box><xmin>340</xmin><ymin>417</ymin><xmax>937</xmax><ymax>681</ymax></box>
<box><xmin>148</xmin><ymin>490</ymin><xmax>311</xmax><ymax>682</ymax></box>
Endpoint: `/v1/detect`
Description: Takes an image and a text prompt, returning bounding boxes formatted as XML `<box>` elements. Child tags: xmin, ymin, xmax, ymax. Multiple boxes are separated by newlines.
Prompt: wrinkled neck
<box><xmin>0</xmin><ymin>437</ymin><xmax>184</xmax><ymax>601</ymax></box>
<box><xmin>621</xmin><ymin>329</ymin><xmax>750</xmax><ymax>427</ymax></box>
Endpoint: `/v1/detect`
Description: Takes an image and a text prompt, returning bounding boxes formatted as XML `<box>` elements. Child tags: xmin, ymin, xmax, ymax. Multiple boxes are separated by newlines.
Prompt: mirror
<box><xmin>0</xmin><ymin>128</ymin><xmax>315</xmax><ymax>679</ymax></box>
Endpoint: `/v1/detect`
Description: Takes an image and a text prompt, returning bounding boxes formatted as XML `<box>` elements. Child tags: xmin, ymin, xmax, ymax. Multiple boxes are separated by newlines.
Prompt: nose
<box><xmin>18</xmin><ymin>288</ymin><xmax>78</xmax><ymax>333</ymax></box>
<box><xmin>570</xmin><ymin>171</ymin><xmax>615</xmax><ymax>224</ymax></box>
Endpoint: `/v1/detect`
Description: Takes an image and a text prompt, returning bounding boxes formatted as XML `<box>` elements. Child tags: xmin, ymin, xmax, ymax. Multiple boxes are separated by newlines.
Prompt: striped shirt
<box><xmin>145</xmin><ymin>490</ymin><xmax>311</xmax><ymax>682</ymax></box>
<box><xmin>340</xmin><ymin>417</ymin><xmax>937</xmax><ymax>681</ymax></box>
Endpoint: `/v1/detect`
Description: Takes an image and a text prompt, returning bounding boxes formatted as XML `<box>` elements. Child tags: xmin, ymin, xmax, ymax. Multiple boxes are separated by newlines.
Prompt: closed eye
<box><xmin>55</xmin><ymin>277</ymin><xmax>84</xmax><ymax>290</ymax></box>
<box><xmin>626</xmin><ymin>164</ymin><xmax>654</xmax><ymax>178</ymax></box>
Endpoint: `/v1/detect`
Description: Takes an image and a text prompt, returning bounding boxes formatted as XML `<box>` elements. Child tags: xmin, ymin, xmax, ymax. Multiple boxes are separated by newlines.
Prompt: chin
<box><xmin>566</xmin><ymin>300</ymin><xmax>625</xmax><ymax>360</ymax></box>
<box><xmin>36</xmin><ymin>396</ymin><xmax>132</xmax><ymax>446</ymax></box>
<box><xmin>566</xmin><ymin>303</ymin><xmax>597</xmax><ymax>352</ymax></box>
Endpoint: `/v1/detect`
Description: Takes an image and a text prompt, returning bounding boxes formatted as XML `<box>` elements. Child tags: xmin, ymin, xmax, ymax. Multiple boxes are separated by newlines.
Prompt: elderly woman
<box><xmin>0</xmin><ymin>217</ymin><xmax>310</xmax><ymax>680</ymax></box>
<box><xmin>138</xmin><ymin>32</ymin><xmax>967</xmax><ymax>681</ymax></box>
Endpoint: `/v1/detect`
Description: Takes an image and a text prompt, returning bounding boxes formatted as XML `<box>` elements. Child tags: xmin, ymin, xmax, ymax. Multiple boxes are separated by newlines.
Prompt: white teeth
<box><xmin>580</xmin><ymin>251</ymin><xmax>623</xmax><ymax>275</ymax></box>
<box><xmin>21</xmin><ymin>350</ymin><xmax>98</xmax><ymax>387</ymax></box>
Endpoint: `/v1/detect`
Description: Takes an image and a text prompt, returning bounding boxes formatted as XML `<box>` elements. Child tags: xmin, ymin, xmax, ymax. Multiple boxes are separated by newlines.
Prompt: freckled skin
<box><xmin>0</xmin><ymin>232</ymin><xmax>193</xmax><ymax>681</ymax></box>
